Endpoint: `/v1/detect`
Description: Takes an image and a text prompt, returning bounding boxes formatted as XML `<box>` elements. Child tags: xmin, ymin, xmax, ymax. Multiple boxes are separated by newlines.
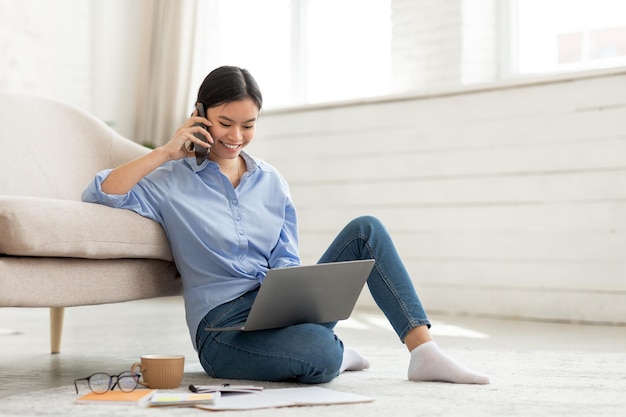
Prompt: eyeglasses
<box><xmin>74</xmin><ymin>371</ymin><xmax>140</xmax><ymax>394</ymax></box>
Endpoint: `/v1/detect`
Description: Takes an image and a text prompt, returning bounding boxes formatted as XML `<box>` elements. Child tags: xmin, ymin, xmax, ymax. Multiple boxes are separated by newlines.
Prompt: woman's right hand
<box><xmin>100</xmin><ymin>110</ymin><xmax>213</xmax><ymax>195</ymax></box>
<box><xmin>160</xmin><ymin>109</ymin><xmax>213</xmax><ymax>161</ymax></box>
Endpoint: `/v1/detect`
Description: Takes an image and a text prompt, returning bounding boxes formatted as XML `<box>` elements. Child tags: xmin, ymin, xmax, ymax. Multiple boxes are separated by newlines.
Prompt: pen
<box><xmin>189</xmin><ymin>383</ymin><xmax>230</xmax><ymax>392</ymax></box>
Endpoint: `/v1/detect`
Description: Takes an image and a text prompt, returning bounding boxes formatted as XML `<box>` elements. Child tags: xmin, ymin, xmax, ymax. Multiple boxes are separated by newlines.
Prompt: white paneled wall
<box><xmin>249</xmin><ymin>70</ymin><xmax>626</xmax><ymax>324</ymax></box>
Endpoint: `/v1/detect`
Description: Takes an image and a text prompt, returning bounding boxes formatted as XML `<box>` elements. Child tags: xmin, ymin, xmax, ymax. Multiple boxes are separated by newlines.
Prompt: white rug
<box><xmin>2</xmin><ymin>347</ymin><xmax>625</xmax><ymax>417</ymax></box>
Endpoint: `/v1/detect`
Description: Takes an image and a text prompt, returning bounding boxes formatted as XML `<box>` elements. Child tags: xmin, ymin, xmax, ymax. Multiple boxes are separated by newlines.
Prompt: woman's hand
<box><xmin>100</xmin><ymin>110</ymin><xmax>212</xmax><ymax>195</ymax></box>
<box><xmin>160</xmin><ymin>109</ymin><xmax>213</xmax><ymax>161</ymax></box>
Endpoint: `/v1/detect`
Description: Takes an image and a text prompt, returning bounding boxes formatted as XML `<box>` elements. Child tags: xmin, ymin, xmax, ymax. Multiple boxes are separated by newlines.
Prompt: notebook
<box><xmin>205</xmin><ymin>259</ymin><xmax>376</xmax><ymax>332</ymax></box>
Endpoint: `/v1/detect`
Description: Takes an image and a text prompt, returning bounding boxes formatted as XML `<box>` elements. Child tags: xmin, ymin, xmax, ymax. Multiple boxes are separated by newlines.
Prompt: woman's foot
<box><xmin>340</xmin><ymin>348</ymin><xmax>371</xmax><ymax>373</ymax></box>
<box><xmin>408</xmin><ymin>341</ymin><xmax>489</xmax><ymax>384</ymax></box>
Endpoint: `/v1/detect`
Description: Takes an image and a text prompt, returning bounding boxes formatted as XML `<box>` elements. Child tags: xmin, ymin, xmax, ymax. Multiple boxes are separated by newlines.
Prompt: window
<box><xmin>302</xmin><ymin>0</ymin><xmax>392</xmax><ymax>104</ymax></box>
<box><xmin>195</xmin><ymin>1</ymin><xmax>626</xmax><ymax>110</ymax></box>
<box><xmin>507</xmin><ymin>0</ymin><xmax>626</xmax><ymax>75</ymax></box>
<box><xmin>199</xmin><ymin>0</ymin><xmax>392</xmax><ymax>109</ymax></box>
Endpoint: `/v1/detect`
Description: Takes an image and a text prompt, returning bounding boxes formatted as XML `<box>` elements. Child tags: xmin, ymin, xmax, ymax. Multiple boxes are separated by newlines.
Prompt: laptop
<box><xmin>205</xmin><ymin>259</ymin><xmax>376</xmax><ymax>332</ymax></box>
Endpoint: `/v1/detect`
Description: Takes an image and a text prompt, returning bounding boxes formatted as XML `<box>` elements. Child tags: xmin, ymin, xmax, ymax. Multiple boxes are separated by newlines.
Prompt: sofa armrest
<box><xmin>0</xmin><ymin>196</ymin><xmax>172</xmax><ymax>260</ymax></box>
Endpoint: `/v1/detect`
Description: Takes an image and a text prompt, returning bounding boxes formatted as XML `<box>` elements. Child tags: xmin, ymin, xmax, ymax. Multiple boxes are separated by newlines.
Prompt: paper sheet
<box><xmin>196</xmin><ymin>387</ymin><xmax>373</xmax><ymax>411</ymax></box>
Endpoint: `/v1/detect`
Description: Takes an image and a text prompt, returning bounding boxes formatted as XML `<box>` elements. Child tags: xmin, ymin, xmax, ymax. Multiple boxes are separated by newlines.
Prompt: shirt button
<box><xmin>239</xmin><ymin>230</ymin><xmax>244</xmax><ymax>235</ymax></box>
<box><xmin>236</xmin><ymin>216</ymin><xmax>241</xmax><ymax>221</ymax></box>
<box><xmin>239</xmin><ymin>255</ymin><xmax>245</xmax><ymax>261</ymax></box>
<box><xmin>232</xmin><ymin>200</ymin><xmax>238</xmax><ymax>205</ymax></box>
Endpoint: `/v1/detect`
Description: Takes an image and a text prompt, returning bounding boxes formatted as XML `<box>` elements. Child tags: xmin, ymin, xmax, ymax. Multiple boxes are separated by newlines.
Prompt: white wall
<box><xmin>90</xmin><ymin>1</ymin><xmax>143</xmax><ymax>137</ymax></box>
<box><xmin>0</xmin><ymin>0</ymin><xmax>92</xmax><ymax>109</ymax></box>
<box><xmin>0</xmin><ymin>0</ymin><xmax>142</xmax><ymax>138</ymax></box>
<box><xmin>248</xmin><ymin>69</ymin><xmax>626</xmax><ymax>324</ymax></box>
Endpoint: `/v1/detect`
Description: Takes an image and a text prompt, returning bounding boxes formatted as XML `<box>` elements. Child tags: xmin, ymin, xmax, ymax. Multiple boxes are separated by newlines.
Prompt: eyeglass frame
<box><xmin>74</xmin><ymin>371</ymin><xmax>141</xmax><ymax>394</ymax></box>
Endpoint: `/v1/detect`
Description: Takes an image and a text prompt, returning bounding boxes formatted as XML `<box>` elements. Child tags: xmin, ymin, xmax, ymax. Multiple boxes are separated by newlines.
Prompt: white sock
<box><xmin>408</xmin><ymin>341</ymin><xmax>489</xmax><ymax>384</ymax></box>
<box><xmin>340</xmin><ymin>348</ymin><xmax>370</xmax><ymax>373</ymax></box>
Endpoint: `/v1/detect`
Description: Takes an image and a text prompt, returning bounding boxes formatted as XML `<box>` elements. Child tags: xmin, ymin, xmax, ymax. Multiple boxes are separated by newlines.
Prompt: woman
<box><xmin>83</xmin><ymin>66</ymin><xmax>489</xmax><ymax>385</ymax></box>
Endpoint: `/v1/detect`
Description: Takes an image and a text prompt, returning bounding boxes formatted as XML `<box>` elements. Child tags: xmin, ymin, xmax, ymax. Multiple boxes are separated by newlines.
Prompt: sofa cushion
<box><xmin>0</xmin><ymin>196</ymin><xmax>173</xmax><ymax>261</ymax></box>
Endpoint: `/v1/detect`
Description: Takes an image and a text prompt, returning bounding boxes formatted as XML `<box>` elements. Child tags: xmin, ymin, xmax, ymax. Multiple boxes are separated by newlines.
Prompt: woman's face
<box><xmin>206</xmin><ymin>98</ymin><xmax>259</xmax><ymax>161</ymax></box>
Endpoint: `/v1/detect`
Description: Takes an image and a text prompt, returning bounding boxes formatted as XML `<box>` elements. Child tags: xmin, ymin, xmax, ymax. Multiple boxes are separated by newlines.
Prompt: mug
<box><xmin>131</xmin><ymin>354</ymin><xmax>185</xmax><ymax>389</ymax></box>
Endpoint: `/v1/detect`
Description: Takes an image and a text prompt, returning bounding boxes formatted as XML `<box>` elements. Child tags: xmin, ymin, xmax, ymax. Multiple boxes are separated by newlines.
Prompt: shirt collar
<box><xmin>184</xmin><ymin>150</ymin><xmax>258</xmax><ymax>173</ymax></box>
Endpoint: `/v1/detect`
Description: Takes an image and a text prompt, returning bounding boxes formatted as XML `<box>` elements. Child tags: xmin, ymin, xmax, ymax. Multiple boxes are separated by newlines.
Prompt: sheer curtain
<box><xmin>133</xmin><ymin>0</ymin><xmax>203</xmax><ymax>147</ymax></box>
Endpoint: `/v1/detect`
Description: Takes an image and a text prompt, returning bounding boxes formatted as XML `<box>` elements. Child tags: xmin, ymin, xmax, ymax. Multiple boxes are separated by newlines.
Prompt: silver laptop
<box><xmin>205</xmin><ymin>259</ymin><xmax>376</xmax><ymax>332</ymax></box>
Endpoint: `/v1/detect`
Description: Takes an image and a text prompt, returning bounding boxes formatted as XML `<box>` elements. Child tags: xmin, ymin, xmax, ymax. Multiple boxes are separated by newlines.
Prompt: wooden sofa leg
<box><xmin>50</xmin><ymin>307</ymin><xmax>64</xmax><ymax>354</ymax></box>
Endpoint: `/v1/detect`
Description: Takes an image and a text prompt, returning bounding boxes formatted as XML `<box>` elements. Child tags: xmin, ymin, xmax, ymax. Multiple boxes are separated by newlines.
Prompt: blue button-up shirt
<box><xmin>82</xmin><ymin>152</ymin><xmax>300</xmax><ymax>350</ymax></box>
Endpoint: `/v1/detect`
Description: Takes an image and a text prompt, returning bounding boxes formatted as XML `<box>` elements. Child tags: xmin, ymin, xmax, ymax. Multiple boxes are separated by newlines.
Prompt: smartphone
<box><xmin>192</xmin><ymin>102</ymin><xmax>210</xmax><ymax>166</ymax></box>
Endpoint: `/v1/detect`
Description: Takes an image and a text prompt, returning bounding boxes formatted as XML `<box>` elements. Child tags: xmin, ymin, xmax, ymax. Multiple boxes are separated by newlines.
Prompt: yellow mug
<box><xmin>131</xmin><ymin>354</ymin><xmax>185</xmax><ymax>389</ymax></box>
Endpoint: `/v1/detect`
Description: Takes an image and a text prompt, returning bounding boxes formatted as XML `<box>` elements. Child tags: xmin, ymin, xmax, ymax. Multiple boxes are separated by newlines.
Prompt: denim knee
<box><xmin>345</xmin><ymin>215</ymin><xmax>384</xmax><ymax>236</ymax></box>
<box><xmin>294</xmin><ymin>325</ymin><xmax>344</xmax><ymax>384</ymax></box>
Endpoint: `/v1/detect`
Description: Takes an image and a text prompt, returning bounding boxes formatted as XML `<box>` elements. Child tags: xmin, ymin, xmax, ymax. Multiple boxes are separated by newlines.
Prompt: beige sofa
<box><xmin>0</xmin><ymin>93</ymin><xmax>182</xmax><ymax>353</ymax></box>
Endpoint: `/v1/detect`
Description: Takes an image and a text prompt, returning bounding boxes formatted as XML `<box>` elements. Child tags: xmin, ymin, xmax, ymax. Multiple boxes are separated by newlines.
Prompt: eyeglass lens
<box><xmin>116</xmin><ymin>371</ymin><xmax>140</xmax><ymax>392</ymax></box>
<box><xmin>87</xmin><ymin>373</ymin><xmax>113</xmax><ymax>394</ymax></box>
<box><xmin>82</xmin><ymin>371</ymin><xmax>139</xmax><ymax>394</ymax></box>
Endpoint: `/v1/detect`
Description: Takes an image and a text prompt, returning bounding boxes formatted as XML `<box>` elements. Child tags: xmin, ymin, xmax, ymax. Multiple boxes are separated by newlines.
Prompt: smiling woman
<box><xmin>82</xmin><ymin>65</ymin><xmax>490</xmax><ymax>386</ymax></box>
<box><xmin>204</xmin><ymin>100</ymin><xmax>258</xmax><ymax>187</ymax></box>
<box><xmin>193</xmin><ymin>67</ymin><xmax>262</xmax><ymax>187</ymax></box>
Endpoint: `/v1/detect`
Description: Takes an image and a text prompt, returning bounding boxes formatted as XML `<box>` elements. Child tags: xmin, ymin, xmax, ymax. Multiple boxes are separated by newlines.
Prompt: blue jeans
<box><xmin>196</xmin><ymin>215</ymin><xmax>431</xmax><ymax>384</ymax></box>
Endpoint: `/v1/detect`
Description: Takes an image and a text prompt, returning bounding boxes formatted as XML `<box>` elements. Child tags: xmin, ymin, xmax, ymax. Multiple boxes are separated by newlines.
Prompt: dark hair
<box><xmin>196</xmin><ymin>66</ymin><xmax>262</xmax><ymax>111</ymax></box>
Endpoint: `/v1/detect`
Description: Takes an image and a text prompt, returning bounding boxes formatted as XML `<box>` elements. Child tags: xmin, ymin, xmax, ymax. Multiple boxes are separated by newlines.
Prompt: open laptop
<box><xmin>205</xmin><ymin>259</ymin><xmax>376</xmax><ymax>332</ymax></box>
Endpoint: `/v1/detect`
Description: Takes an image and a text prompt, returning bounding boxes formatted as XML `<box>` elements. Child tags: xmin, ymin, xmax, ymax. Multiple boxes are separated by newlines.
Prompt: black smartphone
<box><xmin>192</xmin><ymin>102</ymin><xmax>210</xmax><ymax>166</ymax></box>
